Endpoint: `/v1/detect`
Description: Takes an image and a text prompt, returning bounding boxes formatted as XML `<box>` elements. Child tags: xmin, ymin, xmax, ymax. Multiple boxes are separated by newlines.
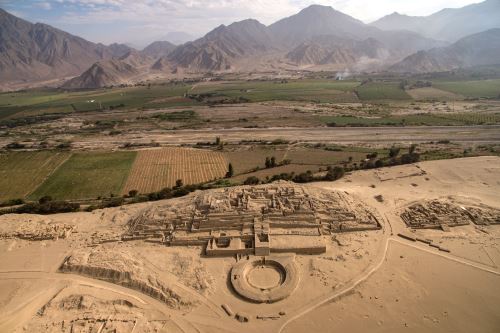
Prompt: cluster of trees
<box><xmin>186</xmin><ymin>93</ymin><xmax>249</xmax><ymax>105</ymax></box>
<box><xmin>0</xmin><ymin>114</ymin><xmax>63</xmax><ymax>129</ymax></box>
<box><xmin>265</xmin><ymin>156</ymin><xmax>277</xmax><ymax>168</ymax></box>
<box><xmin>358</xmin><ymin>144</ymin><xmax>420</xmax><ymax>170</ymax></box>
<box><xmin>195</xmin><ymin>136</ymin><xmax>224</xmax><ymax>149</ymax></box>
<box><xmin>5</xmin><ymin>142</ymin><xmax>25</xmax><ymax>149</ymax></box>
<box><xmin>244</xmin><ymin>165</ymin><xmax>345</xmax><ymax>186</ymax></box>
<box><xmin>243</xmin><ymin>144</ymin><xmax>421</xmax><ymax>186</ymax></box>
<box><xmin>0</xmin><ymin>198</ymin><xmax>24</xmax><ymax>207</ymax></box>
<box><xmin>265</xmin><ymin>156</ymin><xmax>291</xmax><ymax>168</ymax></box>
<box><xmin>152</xmin><ymin>110</ymin><xmax>196</xmax><ymax>122</ymax></box>
<box><xmin>1</xmin><ymin>196</ymin><xmax>80</xmax><ymax>215</ymax></box>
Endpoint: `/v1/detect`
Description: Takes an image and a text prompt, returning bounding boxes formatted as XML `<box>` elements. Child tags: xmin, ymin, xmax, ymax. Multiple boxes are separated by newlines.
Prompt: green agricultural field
<box><xmin>0</xmin><ymin>151</ymin><xmax>70</xmax><ymax>201</ymax></box>
<box><xmin>319</xmin><ymin>112</ymin><xmax>500</xmax><ymax>127</ymax></box>
<box><xmin>29</xmin><ymin>151</ymin><xmax>137</xmax><ymax>200</ymax></box>
<box><xmin>433</xmin><ymin>79</ymin><xmax>500</xmax><ymax>98</ymax></box>
<box><xmin>191</xmin><ymin>80</ymin><xmax>360</xmax><ymax>103</ymax></box>
<box><xmin>355</xmin><ymin>82</ymin><xmax>411</xmax><ymax>101</ymax></box>
<box><xmin>0</xmin><ymin>84</ymin><xmax>197</xmax><ymax>120</ymax></box>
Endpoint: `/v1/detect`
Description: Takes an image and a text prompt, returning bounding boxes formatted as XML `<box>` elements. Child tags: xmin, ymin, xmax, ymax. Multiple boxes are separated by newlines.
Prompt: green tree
<box><xmin>265</xmin><ymin>157</ymin><xmax>271</xmax><ymax>168</ymax></box>
<box><xmin>389</xmin><ymin>146</ymin><xmax>400</xmax><ymax>158</ymax></box>
<box><xmin>38</xmin><ymin>195</ymin><xmax>52</xmax><ymax>204</ymax></box>
<box><xmin>294</xmin><ymin>170</ymin><xmax>314</xmax><ymax>183</ymax></box>
<box><xmin>215</xmin><ymin>137</ymin><xmax>221</xmax><ymax>146</ymax></box>
<box><xmin>175</xmin><ymin>179</ymin><xmax>183</xmax><ymax>188</ymax></box>
<box><xmin>325</xmin><ymin>166</ymin><xmax>345</xmax><ymax>181</ymax></box>
<box><xmin>401</xmin><ymin>153</ymin><xmax>420</xmax><ymax>164</ymax></box>
<box><xmin>244</xmin><ymin>176</ymin><xmax>260</xmax><ymax>185</ymax></box>
<box><xmin>226</xmin><ymin>163</ymin><xmax>234</xmax><ymax>178</ymax></box>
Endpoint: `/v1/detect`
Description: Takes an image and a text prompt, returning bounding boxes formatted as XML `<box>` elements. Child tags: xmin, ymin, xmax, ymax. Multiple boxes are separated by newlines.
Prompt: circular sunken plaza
<box><xmin>230</xmin><ymin>255</ymin><xmax>300</xmax><ymax>303</ymax></box>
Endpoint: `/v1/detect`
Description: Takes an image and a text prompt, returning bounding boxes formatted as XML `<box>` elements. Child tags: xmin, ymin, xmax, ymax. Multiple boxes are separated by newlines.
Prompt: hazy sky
<box><xmin>0</xmin><ymin>0</ymin><xmax>481</xmax><ymax>47</ymax></box>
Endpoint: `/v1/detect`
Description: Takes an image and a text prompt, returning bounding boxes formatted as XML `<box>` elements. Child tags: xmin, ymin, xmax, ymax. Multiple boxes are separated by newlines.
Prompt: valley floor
<box><xmin>0</xmin><ymin>156</ymin><xmax>499</xmax><ymax>333</ymax></box>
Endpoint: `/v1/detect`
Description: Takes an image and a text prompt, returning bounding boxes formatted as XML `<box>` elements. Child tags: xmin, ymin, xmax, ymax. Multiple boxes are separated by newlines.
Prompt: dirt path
<box><xmin>69</xmin><ymin>126</ymin><xmax>500</xmax><ymax>150</ymax></box>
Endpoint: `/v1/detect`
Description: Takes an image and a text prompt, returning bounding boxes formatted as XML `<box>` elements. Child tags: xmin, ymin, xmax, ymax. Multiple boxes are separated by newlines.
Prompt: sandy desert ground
<box><xmin>0</xmin><ymin>156</ymin><xmax>499</xmax><ymax>333</ymax></box>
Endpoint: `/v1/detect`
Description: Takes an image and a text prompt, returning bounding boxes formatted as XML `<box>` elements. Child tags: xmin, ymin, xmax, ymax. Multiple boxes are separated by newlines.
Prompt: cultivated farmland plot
<box><xmin>0</xmin><ymin>151</ymin><xmax>70</xmax><ymax>201</ymax></box>
<box><xmin>122</xmin><ymin>148</ymin><xmax>228</xmax><ymax>194</ymax></box>
<box><xmin>29</xmin><ymin>151</ymin><xmax>136</xmax><ymax>201</ymax></box>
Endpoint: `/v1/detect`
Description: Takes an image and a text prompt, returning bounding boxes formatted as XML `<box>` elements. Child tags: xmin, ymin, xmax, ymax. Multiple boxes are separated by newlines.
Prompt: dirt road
<box><xmin>73</xmin><ymin>126</ymin><xmax>500</xmax><ymax>149</ymax></box>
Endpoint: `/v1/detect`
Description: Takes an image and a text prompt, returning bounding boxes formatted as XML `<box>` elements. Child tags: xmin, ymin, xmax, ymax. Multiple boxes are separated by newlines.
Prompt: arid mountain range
<box><xmin>371</xmin><ymin>0</ymin><xmax>500</xmax><ymax>42</ymax></box>
<box><xmin>1</xmin><ymin>1</ymin><xmax>500</xmax><ymax>89</ymax></box>
<box><xmin>390</xmin><ymin>28</ymin><xmax>500</xmax><ymax>73</ymax></box>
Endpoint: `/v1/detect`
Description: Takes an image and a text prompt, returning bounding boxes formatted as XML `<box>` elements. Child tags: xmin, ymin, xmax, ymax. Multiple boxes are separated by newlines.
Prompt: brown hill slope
<box><xmin>390</xmin><ymin>29</ymin><xmax>500</xmax><ymax>73</ymax></box>
<box><xmin>268</xmin><ymin>4</ymin><xmax>442</xmax><ymax>57</ymax></box>
<box><xmin>151</xmin><ymin>56</ymin><xmax>172</xmax><ymax>71</ymax></box>
<box><xmin>167</xmin><ymin>19</ymin><xmax>276</xmax><ymax>71</ymax></box>
<box><xmin>108</xmin><ymin>43</ymin><xmax>135</xmax><ymax>58</ymax></box>
<box><xmin>371</xmin><ymin>0</ymin><xmax>500</xmax><ymax>42</ymax></box>
<box><xmin>142</xmin><ymin>41</ymin><xmax>176</xmax><ymax>58</ymax></box>
<box><xmin>0</xmin><ymin>8</ymin><xmax>115</xmax><ymax>83</ymax></box>
<box><xmin>118</xmin><ymin>49</ymin><xmax>154</xmax><ymax>67</ymax></box>
<box><xmin>61</xmin><ymin>59</ymin><xmax>139</xmax><ymax>89</ymax></box>
<box><xmin>286</xmin><ymin>35</ymin><xmax>390</xmax><ymax>67</ymax></box>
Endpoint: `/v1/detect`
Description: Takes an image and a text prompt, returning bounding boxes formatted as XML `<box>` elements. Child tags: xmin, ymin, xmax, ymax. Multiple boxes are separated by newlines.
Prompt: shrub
<box><xmin>99</xmin><ymin>197</ymin><xmax>124</xmax><ymax>208</ymax></box>
<box><xmin>8</xmin><ymin>201</ymin><xmax>80</xmax><ymax>215</ymax></box>
<box><xmin>226</xmin><ymin>163</ymin><xmax>234</xmax><ymax>178</ymax></box>
<box><xmin>173</xmin><ymin>187</ymin><xmax>190</xmax><ymax>197</ymax></box>
<box><xmin>0</xmin><ymin>198</ymin><xmax>25</xmax><ymax>207</ymax></box>
<box><xmin>325</xmin><ymin>166</ymin><xmax>345</xmax><ymax>181</ymax></box>
<box><xmin>400</xmin><ymin>153</ymin><xmax>420</xmax><ymax>164</ymax></box>
<box><xmin>389</xmin><ymin>146</ymin><xmax>400</xmax><ymax>158</ymax></box>
<box><xmin>294</xmin><ymin>171</ymin><xmax>314</xmax><ymax>183</ymax></box>
<box><xmin>56</xmin><ymin>142</ymin><xmax>72</xmax><ymax>149</ymax></box>
<box><xmin>38</xmin><ymin>195</ymin><xmax>53</xmax><ymax>204</ymax></box>
<box><xmin>6</xmin><ymin>142</ymin><xmax>25</xmax><ymax>149</ymax></box>
<box><xmin>265</xmin><ymin>157</ymin><xmax>271</xmax><ymax>168</ymax></box>
<box><xmin>269</xmin><ymin>172</ymin><xmax>294</xmax><ymax>182</ymax></box>
<box><xmin>244</xmin><ymin>176</ymin><xmax>260</xmax><ymax>185</ymax></box>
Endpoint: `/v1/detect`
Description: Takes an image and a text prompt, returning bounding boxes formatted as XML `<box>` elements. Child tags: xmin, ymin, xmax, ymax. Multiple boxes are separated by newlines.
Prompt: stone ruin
<box><xmin>0</xmin><ymin>222</ymin><xmax>75</xmax><ymax>241</ymax></box>
<box><xmin>124</xmin><ymin>183</ymin><xmax>381</xmax><ymax>257</ymax></box>
<box><xmin>401</xmin><ymin>199</ymin><xmax>500</xmax><ymax>230</ymax></box>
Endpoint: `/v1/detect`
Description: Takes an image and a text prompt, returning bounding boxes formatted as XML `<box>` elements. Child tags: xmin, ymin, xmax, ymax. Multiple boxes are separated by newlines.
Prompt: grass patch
<box><xmin>320</xmin><ymin>112</ymin><xmax>500</xmax><ymax>127</ymax></box>
<box><xmin>152</xmin><ymin>110</ymin><xmax>197</xmax><ymax>121</ymax></box>
<box><xmin>0</xmin><ymin>151</ymin><xmax>70</xmax><ymax>201</ymax></box>
<box><xmin>433</xmin><ymin>79</ymin><xmax>500</xmax><ymax>98</ymax></box>
<box><xmin>29</xmin><ymin>151</ymin><xmax>137</xmax><ymax>200</ymax></box>
<box><xmin>355</xmin><ymin>82</ymin><xmax>411</xmax><ymax>101</ymax></box>
<box><xmin>0</xmin><ymin>84</ymin><xmax>198</xmax><ymax>120</ymax></box>
<box><xmin>191</xmin><ymin>80</ymin><xmax>360</xmax><ymax>103</ymax></box>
